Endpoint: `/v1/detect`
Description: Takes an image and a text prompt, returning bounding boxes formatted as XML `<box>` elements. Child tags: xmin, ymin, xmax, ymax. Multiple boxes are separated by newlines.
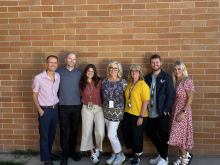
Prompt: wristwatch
<box><xmin>139</xmin><ymin>115</ymin><xmax>144</xmax><ymax>119</ymax></box>
<box><xmin>182</xmin><ymin>109</ymin><xmax>186</xmax><ymax>113</ymax></box>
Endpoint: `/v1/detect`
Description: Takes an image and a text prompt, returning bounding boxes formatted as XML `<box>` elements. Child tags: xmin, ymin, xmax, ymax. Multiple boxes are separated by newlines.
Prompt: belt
<box><xmin>41</xmin><ymin>104</ymin><xmax>58</xmax><ymax>109</ymax></box>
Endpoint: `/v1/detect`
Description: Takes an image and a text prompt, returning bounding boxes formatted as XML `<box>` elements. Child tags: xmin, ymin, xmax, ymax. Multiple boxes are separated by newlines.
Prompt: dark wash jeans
<box><xmin>58</xmin><ymin>105</ymin><xmax>81</xmax><ymax>156</ymax></box>
<box><xmin>146</xmin><ymin>113</ymin><xmax>169</xmax><ymax>160</ymax></box>
<box><xmin>122</xmin><ymin>112</ymin><xmax>148</xmax><ymax>153</ymax></box>
<box><xmin>38</xmin><ymin>106</ymin><xmax>58</xmax><ymax>162</ymax></box>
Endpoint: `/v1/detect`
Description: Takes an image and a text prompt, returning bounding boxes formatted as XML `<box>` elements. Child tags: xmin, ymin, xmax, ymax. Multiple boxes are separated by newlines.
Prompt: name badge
<box><xmin>126</xmin><ymin>103</ymin><xmax>131</xmax><ymax>109</ymax></box>
<box><xmin>88</xmin><ymin>102</ymin><xmax>93</xmax><ymax>110</ymax></box>
<box><xmin>109</xmin><ymin>101</ymin><xmax>114</xmax><ymax>108</ymax></box>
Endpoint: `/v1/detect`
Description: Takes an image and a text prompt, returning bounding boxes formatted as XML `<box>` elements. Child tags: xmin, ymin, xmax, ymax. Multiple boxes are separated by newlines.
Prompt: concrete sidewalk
<box><xmin>0</xmin><ymin>153</ymin><xmax>220</xmax><ymax>165</ymax></box>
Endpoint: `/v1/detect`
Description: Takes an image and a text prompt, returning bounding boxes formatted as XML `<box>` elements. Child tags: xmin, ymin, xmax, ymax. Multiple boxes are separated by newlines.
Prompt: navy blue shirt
<box><xmin>56</xmin><ymin>65</ymin><xmax>83</xmax><ymax>105</ymax></box>
<box><xmin>144</xmin><ymin>69</ymin><xmax>175</xmax><ymax>116</ymax></box>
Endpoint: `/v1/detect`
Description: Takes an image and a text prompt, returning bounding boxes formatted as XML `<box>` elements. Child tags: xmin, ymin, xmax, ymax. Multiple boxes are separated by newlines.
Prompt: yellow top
<box><xmin>124</xmin><ymin>80</ymin><xmax>150</xmax><ymax>117</ymax></box>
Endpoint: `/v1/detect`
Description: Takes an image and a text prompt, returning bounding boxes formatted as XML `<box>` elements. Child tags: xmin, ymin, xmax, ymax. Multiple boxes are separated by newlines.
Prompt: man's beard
<box><xmin>152</xmin><ymin>66</ymin><xmax>161</xmax><ymax>71</ymax></box>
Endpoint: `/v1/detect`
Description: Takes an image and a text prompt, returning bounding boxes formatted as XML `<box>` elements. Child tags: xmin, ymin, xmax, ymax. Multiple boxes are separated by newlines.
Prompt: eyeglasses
<box><xmin>87</xmin><ymin>70</ymin><xmax>94</xmax><ymax>73</ymax></box>
<box><xmin>131</xmin><ymin>70</ymin><xmax>139</xmax><ymax>73</ymax></box>
<box><xmin>109</xmin><ymin>67</ymin><xmax>119</xmax><ymax>71</ymax></box>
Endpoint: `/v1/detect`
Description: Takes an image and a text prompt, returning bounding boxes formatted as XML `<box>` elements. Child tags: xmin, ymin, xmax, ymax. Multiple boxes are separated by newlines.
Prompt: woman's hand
<box><xmin>176</xmin><ymin>112</ymin><xmax>185</xmax><ymax>123</ymax></box>
<box><xmin>137</xmin><ymin>117</ymin><xmax>143</xmax><ymax>126</ymax></box>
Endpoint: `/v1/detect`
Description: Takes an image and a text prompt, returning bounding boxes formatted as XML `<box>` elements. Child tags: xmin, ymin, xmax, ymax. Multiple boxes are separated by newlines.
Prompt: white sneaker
<box><xmin>91</xmin><ymin>153</ymin><xmax>99</xmax><ymax>163</ymax></box>
<box><xmin>95</xmin><ymin>148</ymin><xmax>100</xmax><ymax>157</ymax></box>
<box><xmin>157</xmin><ymin>157</ymin><xmax>168</xmax><ymax>165</ymax></box>
<box><xmin>150</xmin><ymin>154</ymin><xmax>161</xmax><ymax>164</ymax></box>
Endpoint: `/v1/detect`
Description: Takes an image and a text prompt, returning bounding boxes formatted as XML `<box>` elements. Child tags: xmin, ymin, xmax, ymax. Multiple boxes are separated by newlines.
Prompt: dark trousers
<box><xmin>58</xmin><ymin>105</ymin><xmax>81</xmax><ymax>156</ymax></box>
<box><xmin>38</xmin><ymin>106</ymin><xmax>58</xmax><ymax>162</ymax></box>
<box><xmin>146</xmin><ymin>113</ymin><xmax>169</xmax><ymax>160</ymax></box>
<box><xmin>122</xmin><ymin>112</ymin><xmax>148</xmax><ymax>153</ymax></box>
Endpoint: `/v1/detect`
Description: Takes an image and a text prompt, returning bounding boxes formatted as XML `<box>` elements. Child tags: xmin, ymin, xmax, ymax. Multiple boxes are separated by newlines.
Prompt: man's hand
<box><xmin>38</xmin><ymin>108</ymin><xmax>44</xmax><ymax>117</ymax></box>
<box><xmin>163</xmin><ymin>111</ymin><xmax>167</xmax><ymax>116</ymax></box>
<box><xmin>137</xmin><ymin>117</ymin><xmax>143</xmax><ymax>126</ymax></box>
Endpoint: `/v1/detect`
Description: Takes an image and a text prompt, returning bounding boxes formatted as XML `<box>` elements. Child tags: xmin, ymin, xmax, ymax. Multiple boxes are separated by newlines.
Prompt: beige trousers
<box><xmin>80</xmin><ymin>104</ymin><xmax>105</xmax><ymax>151</ymax></box>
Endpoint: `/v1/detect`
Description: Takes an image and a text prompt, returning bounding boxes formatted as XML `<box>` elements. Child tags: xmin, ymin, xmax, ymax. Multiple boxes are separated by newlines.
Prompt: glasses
<box><xmin>109</xmin><ymin>67</ymin><xmax>119</xmax><ymax>71</ymax></box>
<box><xmin>87</xmin><ymin>70</ymin><xmax>94</xmax><ymax>73</ymax></box>
<box><xmin>131</xmin><ymin>70</ymin><xmax>139</xmax><ymax>73</ymax></box>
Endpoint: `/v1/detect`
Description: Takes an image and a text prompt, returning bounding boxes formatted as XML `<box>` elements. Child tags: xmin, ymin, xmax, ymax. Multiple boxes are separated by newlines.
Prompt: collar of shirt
<box><xmin>41</xmin><ymin>70</ymin><xmax>59</xmax><ymax>81</ymax></box>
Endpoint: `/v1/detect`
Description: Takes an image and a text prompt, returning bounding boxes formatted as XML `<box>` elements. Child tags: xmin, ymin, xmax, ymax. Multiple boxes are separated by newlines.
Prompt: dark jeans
<box><xmin>38</xmin><ymin>106</ymin><xmax>58</xmax><ymax>162</ymax></box>
<box><xmin>122</xmin><ymin>112</ymin><xmax>148</xmax><ymax>153</ymax></box>
<box><xmin>146</xmin><ymin>113</ymin><xmax>169</xmax><ymax>160</ymax></box>
<box><xmin>58</xmin><ymin>105</ymin><xmax>81</xmax><ymax>156</ymax></box>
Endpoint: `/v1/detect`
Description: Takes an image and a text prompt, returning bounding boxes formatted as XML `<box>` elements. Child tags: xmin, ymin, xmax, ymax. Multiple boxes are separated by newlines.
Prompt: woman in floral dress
<box><xmin>167</xmin><ymin>61</ymin><xmax>195</xmax><ymax>165</ymax></box>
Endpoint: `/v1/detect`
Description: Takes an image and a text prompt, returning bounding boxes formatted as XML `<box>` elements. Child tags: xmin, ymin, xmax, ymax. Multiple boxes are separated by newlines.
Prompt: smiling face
<box><xmin>109</xmin><ymin>63</ymin><xmax>119</xmax><ymax>77</ymax></box>
<box><xmin>65</xmin><ymin>53</ymin><xmax>76</xmax><ymax>68</ymax></box>
<box><xmin>131</xmin><ymin>67</ymin><xmax>140</xmax><ymax>81</ymax></box>
<box><xmin>46</xmin><ymin>57</ymin><xmax>58</xmax><ymax>72</ymax></box>
<box><xmin>87</xmin><ymin>67</ymin><xmax>94</xmax><ymax>79</ymax></box>
<box><xmin>173</xmin><ymin>65</ymin><xmax>183</xmax><ymax>78</ymax></box>
<box><xmin>150</xmin><ymin>58</ymin><xmax>162</xmax><ymax>72</ymax></box>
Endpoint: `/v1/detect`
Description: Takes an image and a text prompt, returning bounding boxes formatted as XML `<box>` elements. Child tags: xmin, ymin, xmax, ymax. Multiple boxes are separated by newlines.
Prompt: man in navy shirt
<box><xmin>144</xmin><ymin>54</ymin><xmax>175</xmax><ymax>165</ymax></box>
<box><xmin>56</xmin><ymin>52</ymin><xmax>83</xmax><ymax>165</ymax></box>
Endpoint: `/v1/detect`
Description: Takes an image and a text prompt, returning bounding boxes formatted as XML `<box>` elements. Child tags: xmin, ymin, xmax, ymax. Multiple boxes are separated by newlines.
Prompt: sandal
<box><xmin>181</xmin><ymin>152</ymin><xmax>193</xmax><ymax>165</ymax></box>
<box><xmin>173</xmin><ymin>157</ymin><xmax>182</xmax><ymax>165</ymax></box>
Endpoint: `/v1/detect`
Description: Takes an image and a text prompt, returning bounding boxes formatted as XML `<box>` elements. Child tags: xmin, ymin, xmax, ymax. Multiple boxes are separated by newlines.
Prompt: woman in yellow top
<box><xmin>122</xmin><ymin>64</ymin><xmax>150</xmax><ymax>165</ymax></box>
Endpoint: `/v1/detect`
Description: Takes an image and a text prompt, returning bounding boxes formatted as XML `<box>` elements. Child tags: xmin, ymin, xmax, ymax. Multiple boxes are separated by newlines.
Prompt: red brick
<box><xmin>182</xmin><ymin>33</ymin><xmax>206</xmax><ymax>38</ymax></box>
<box><xmin>146</xmin><ymin>3</ymin><xmax>169</xmax><ymax>9</ymax></box>
<box><xmin>30</xmin><ymin>6</ymin><xmax>52</xmax><ymax>11</ymax></box>
<box><xmin>146</xmin><ymin>27</ymin><xmax>169</xmax><ymax>33</ymax></box>
<box><xmin>181</xmin><ymin>45</ymin><xmax>205</xmax><ymax>51</ymax></box>
<box><xmin>32</xmin><ymin>41</ymin><xmax>53</xmax><ymax>46</ymax></box>
<box><xmin>87</xmin><ymin>23</ymin><xmax>109</xmax><ymax>28</ymax></box>
<box><xmin>110</xmin><ymin>10</ymin><xmax>133</xmax><ymax>16</ymax></box>
<box><xmin>19</xmin><ymin>12</ymin><xmax>41</xmax><ymax>18</ymax></box>
<box><xmin>65</xmin><ymin>23</ymin><xmax>86</xmax><ymax>29</ymax></box>
<box><xmin>43</xmin><ymin>35</ymin><xmax>64</xmax><ymax>41</ymax></box>
<box><xmin>0</xmin><ymin>42</ymin><xmax>9</xmax><ymax>46</ymax></box>
<box><xmin>4</xmin><ymin>135</ymin><xmax>23</xmax><ymax>139</ymax></box>
<box><xmin>0</xmin><ymin>13</ymin><xmax>18</xmax><ymax>18</ymax></box>
<box><xmin>0</xmin><ymin>24</ymin><xmax>19</xmax><ymax>29</ymax></box>
<box><xmin>76</xmin><ymin>29</ymin><xmax>98</xmax><ymax>34</ymax></box>
<box><xmin>134</xmin><ymin>46</ymin><xmax>156</xmax><ymax>51</ymax></box>
<box><xmin>100</xmin><ymin>4</ymin><xmax>121</xmax><ymax>10</ymax></box>
<box><xmin>206</xmin><ymin>45</ymin><xmax>220</xmax><ymax>50</ymax></box>
<box><xmin>0</xmin><ymin>130</ymin><xmax>13</xmax><ymax>134</ymax></box>
<box><xmin>0</xmin><ymin>1</ymin><xmax>18</xmax><ymax>6</ymax></box>
<box><xmin>111</xmin><ymin>46</ymin><xmax>133</xmax><ymax>52</ymax></box>
<box><xmin>20</xmin><ymin>24</ymin><xmax>41</xmax><ymax>29</ymax></box>
<box><xmin>9</xmin><ymin>18</ymin><xmax>30</xmax><ymax>23</ymax></box>
<box><xmin>110</xmin><ymin>22</ymin><xmax>132</xmax><ymax>28</ymax></box>
<box><xmin>182</xmin><ymin>8</ymin><xmax>207</xmax><ymax>14</ymax></box>
<box><xmin>20</xmin><ymin>36</ymin><xmax>41</xmax><ymax>41</ymax></box>
<box><xmin>0</xmin><ymin>47</ymin><xmax>20</xmax><ymax>52</ymax></box>
<box><xmin>100</xmin><ymin>29</ymin><xmax>121</xmax><ymax>34</ymax></box>
<box><xmin>76</xmin><ymin>5</ymin><xmax>98</xmax><ymax>10</ymax></box>
<box><xmin>134</xmin><ymin>34</ymin><xmax>156</xmax><ymax>39</ymax></box>
<box><xmin>170</xmin><ymin>15</ymin><xmax>193</xmax><ymax>20</ymax></box>
<box><xmin>76</xmin><ymin>17</ymin><xmax>98</xmax><ymax>22</ymax></box>
<box><xmin>122</xmin><ymin>28</ymin><xmax>145</xmax><ymax>34</ymax></box>
<box><xmin>42</xmin><ymin>24</ymin><xmax>64</xmax><ymax>29</ymax></box>
<box><xmin>195</xmin><ymin>2</ymin><xmax>219</xmax><ymax>8</ymax></box>
<box><xmin>0</xmin><ymin>119</ymin><xmax>12</xmax><ymax>123</ymax></box>
<box><xmin>122</xmin><ymin>4</ymin><xmax>145</xmax><ymax>9</ymax></box>
<box><xmin>134</xmin><ymin>9</ymin><xmax>157</xmax><ymax>15</ymax></box>
<box><xmin>208</xmin><ymin>8</ymin><xmax>220</xmax><ymax>14</ymax></box>
<box><xmin>3</xmin><ymin>124</ymin><xmax>23</xmax><ymax>129</ymax></box>
<box><xmin>194</xmin><ymin>39</ymin><xmax>218</xmax><ymax>44</ymax></box>
<box><xmin>53</xmin><ymin>18</ymin><xmax>75</xmax><ymax>23</ymax></box>
<box><xmin>87</xmin><ymin>0</ymin><xmax>109</xmax><ymax>4</ymax></box>
<box><xmin>99</xmin><ymin>52</ymin><xmax>121</xmax><ymax>58</ymax></box>
<box><xmin>146</xmin><ymin>40</ymin><xmax>169</xmax><ymax>45</ymax></box>
<box><xmin>87</xmin><ymin>11</ymin><xmax>109</xmax><ymax>16</ymax></box>
<box><xmin>99</xmin><ymin>16</ymin><xmax>121</xmax><ymax>22</ymax></box>
<box><xmin>110</xmin><ymin>34</ymin><xmax>133</xmax><ymax>40</ymax></box>
<box><xmin>195</xmin><ymin>14</ymin><xmax>219</xmax><ymax>20</ymax></box>
<box><xmin>134</xmin><ymin>22</ymin><xmax>156</xmax><ymax>27</ymax></box>
<box><xmin>122</xmin><ymin>40</ymin><xmax>144</xmax><ymax>45</ymax></box>
<box><xmin>76</xmin><ymin>41</ymin><xmax>98</xmax><ymax>46</ymax></box>
<box><xmin>158</xmin><ymin>9</ymin><xmax>181</xmax><ymax>15</ymax></box>
<box><xmin>64</xmin><ymin>11</ymin><xmax>87</xmax><ymax>17</ymax></box>
<box><xmin>195</xmin><ymin>26</ymin><xmax>218</xmax><ymax>32</ymax></box>
<box><xmin>43</xmin><ymin>47</ymin><xmax>65</xmax><ymax>52</ymax></box>
<box><xmin>182</xmin><ymin>21</ymin><xmax>206</xmax><ymax>27</ymax></box>
<box><xmin>42</xmin><ymin>0</ymin><xmax>63</xmax><ymax>5</ymax></box>
<box><xmin>0</xmin><ymin>30</ymin><xmax>8</xmax><ymax>35</ymax></box>
<box><xmin>10</xmin><ymin>41</ymin><xmax>31</xmax><ymax>47</ymax></box>
<box><xmin>77</xmin><ymin>53</ymin><xmax>98</xmax><ymax>57</ymax></box>
<box><xmin>158</xmin><ymin>33</ymin><xmax>181</xmax><ymax>39</ymax></box>
<box><xmin>99</xmin><ymin>41</ymin><xmax>121</xmax><ymax>46</ymax></box>
<box><xmin>205</xmin><ymin>81</ymin><xmax>220</xmax><ymax>86</ymax></box>
<box><xmin>53</xmin><ymin>6</ymin><xmax>76</xmax><ymax>11</ymax></box>
<box><xmin>110</xmin><ymin>0</ymin><xmax>133</xmax><ymax>3</ymax></box>
<box><xmin>66</xmin><ymin>35</ymin><xmax>86</xmax><ymax>40</ymax></box>
<box><xmin>42</xmin><ymin>12</ymin><xmax>63</xmax><ymax>17</ymax></box>
<box><xmin>54</xmin><ymin>29</ymin><xmax>75</xmax><ymax>35</ymax></box>
<box><xmin>204</xmin><ymin>93</ymin><xmax>220</xmax><ymax>99</ymax></box>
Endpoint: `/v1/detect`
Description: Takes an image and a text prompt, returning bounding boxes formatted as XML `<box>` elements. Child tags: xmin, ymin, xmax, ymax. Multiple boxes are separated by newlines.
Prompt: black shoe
<box><xmin>44</xmin><ymin>160</ymin><xmax>54</xmax><ymax>165</ymax></box>
<box><xmin>50</xmin><ymin>153</ymin><xmax>60</xmax><ymax>161</ymax></box>
<box><xmin>130</xmin><ymin>155</ymin><xmax>140</xmax><ymax>165</ymax></box>
<box><xmin>68</xmin><ymin>152</ymin><xmax>81</xmax><ymax>161</ymax></box>
<box><xmin>60</xmin><ymin>156</ymin><xmax>68</xmax><ymax>165</ymax></box>
<box><xmin>129</xmin><ymin>152</ymin><xmax>134</xmax><ymax>160</ymax></box>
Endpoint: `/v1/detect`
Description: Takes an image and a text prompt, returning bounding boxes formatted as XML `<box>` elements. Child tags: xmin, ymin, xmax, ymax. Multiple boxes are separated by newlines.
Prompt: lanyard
<box><xmin>108</xmin><ymin>80</ymin><xmax>117</xmax><ymax>100</ymax></box>
<box><xmin>86</xmin><ymin>83</ymin><xmax>94</xmax><ymax>101</ymax></box>
<box><xmin>129</xmin><ymin>80</ymin><xmax>139</xmax><ymax>101</ymax></box>
<box><xmin>151</xmin><ymin>82</ymin><xmax>156</xmax><ymax>96</ymax></box>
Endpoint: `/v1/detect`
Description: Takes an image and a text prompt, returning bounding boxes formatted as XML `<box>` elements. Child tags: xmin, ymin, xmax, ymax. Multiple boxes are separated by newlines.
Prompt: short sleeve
<box><xmin>184</xmin><ymin>78</ymin><xmax>195</xmax><ymax>92</ymax></box>
<box><xmin>122</xmin><ymin>79</ymin><xmax>128</xmax><ymax>91</ymax></box>
<box><xmin>141</xmin><ymin>83</ymin><xmax>150</xmax><ymax>101</ymax></box>
<box><xmin>32</xmin><ymin>76</ymin><xmax>40</xmax><ymax>93</ymax></box>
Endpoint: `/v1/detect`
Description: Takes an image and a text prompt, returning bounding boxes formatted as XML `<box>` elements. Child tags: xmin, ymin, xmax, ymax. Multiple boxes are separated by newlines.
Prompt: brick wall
<box><xmin>0</xmin><ymin>0</ymin><xmax>220</xmax><ymax>156</ymax></box>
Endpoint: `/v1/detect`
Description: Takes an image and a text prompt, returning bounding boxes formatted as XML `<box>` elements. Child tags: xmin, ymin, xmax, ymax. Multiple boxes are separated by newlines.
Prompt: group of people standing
<box><xmin>33</xmin><ymin>53</ymin><xmax>195</xmax><ymax>165</ymax></box>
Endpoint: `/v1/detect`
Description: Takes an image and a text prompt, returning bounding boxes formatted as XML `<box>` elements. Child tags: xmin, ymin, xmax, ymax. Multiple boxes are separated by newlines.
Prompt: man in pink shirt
<box><xmin>32</xmin><ymin>55</ymin><xmax>60</xmax><ymax>165</ymax></box>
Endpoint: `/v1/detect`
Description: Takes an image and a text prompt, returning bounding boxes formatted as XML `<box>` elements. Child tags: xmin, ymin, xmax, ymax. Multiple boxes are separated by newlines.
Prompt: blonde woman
<box><xmin>168</xmin><ymin>61</ymin><xmax>195</xmax><ymax>165</ymax></box>
<box><xmin>102</xmin><ymin>61</ymin><xmax>127</xmax><ymax>165</ymax></box>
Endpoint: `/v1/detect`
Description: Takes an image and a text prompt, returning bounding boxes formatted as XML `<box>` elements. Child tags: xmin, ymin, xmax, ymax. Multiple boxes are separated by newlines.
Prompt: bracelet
<box><xmin>139</xmin><ymin>115</ymin><xmax>144</xmax><ymax>119</ymax></box>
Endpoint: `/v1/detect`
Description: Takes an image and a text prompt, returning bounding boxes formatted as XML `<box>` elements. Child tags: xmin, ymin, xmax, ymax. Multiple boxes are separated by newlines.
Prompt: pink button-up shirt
<box><xmin>33</xmin><ymin>70</ymin><xmax>60</xmax><ymax>106</ymax></box>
